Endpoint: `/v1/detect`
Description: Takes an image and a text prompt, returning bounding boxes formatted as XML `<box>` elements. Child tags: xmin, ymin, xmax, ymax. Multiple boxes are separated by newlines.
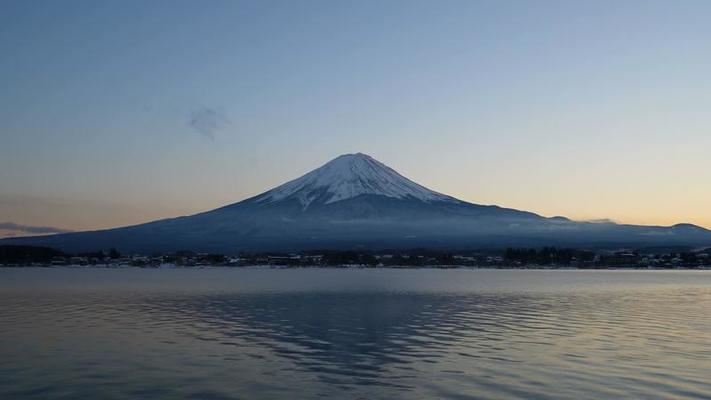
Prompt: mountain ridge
<box><xmin>2</xmin><ymin>153</ymin><xmax>710</xmax><ymax>253</ymax></box>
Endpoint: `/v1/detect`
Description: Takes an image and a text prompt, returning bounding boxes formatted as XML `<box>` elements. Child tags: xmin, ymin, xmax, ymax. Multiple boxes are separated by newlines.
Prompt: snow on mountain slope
<box><xmin>254</xmin><ymin>153</ymin><xmax>458</xmax><ymax>208</ymax></box>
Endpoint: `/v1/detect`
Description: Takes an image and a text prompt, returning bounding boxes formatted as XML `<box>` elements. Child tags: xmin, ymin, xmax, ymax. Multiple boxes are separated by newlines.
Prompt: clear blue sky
<box><xmin>1</xmin><ymin>0</ymin><xmax>710</xmax><ymax>232</ymax></box>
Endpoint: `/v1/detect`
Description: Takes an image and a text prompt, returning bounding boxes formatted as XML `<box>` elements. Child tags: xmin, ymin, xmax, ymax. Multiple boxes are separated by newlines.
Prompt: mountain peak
<box><xmin>327</xmin><ymin>152</ymin><xmax>377</xmax><ymax>166</ymax></box>
<box><xmin>254</xmin><ymin>153</ymin><xmax>456</xmax><ymax>208</ymax></box>
<box><xmin>336</xmin><ymin>152</ymin><xmax>369</xmax><ymax>158</ymax></box>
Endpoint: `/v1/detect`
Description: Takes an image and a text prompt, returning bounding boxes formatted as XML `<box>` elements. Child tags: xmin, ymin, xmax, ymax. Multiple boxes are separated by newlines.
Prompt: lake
<box><xmin>1</xmin><ymin>268</ymin><xmax>710</xmax><ymax>399</ymax></box>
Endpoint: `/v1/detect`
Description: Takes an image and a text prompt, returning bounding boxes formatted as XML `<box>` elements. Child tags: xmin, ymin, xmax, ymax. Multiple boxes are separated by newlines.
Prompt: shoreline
<box><xmin>1</xmin><ymin>264</ymin><xmax>710</xmax><ymax>271</ymax></box>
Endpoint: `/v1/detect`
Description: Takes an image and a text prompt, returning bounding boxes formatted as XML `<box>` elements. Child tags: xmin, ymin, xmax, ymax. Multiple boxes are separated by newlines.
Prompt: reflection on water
<box><xmin>1</xmin><ymin>269</ymin><xmax>710</xmax><ymax>399</ymax></box>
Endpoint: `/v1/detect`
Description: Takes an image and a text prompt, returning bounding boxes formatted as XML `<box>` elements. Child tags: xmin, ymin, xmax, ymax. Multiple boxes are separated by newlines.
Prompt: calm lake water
<box><xmin>1</xmin><ymin>268</ymin><xmax>710</xmax><ymax>400</ymax></box>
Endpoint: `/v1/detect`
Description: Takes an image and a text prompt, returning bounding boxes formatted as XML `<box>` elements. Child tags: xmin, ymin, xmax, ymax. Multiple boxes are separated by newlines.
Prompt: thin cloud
<box><xmin>0</xmin><ymin>222</ymin><xmax>72</xmax><ymax>237</ymax></box>
<box><xmin>585</xmin><ymin>219</ymin><xmax>617</xmax><ymax>224</ymax></box>
<box><xmin>187</xmin><ymin>107</ymin><xmax>229</xmax><ymax>140</ymax></box>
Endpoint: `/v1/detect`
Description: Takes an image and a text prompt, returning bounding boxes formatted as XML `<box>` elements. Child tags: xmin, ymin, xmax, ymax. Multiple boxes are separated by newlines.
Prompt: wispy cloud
<box><xmin>187</xmin><ymin>107</ymin><xmax>229</xmax><ymax>140</ymax></box>
<box><xmin>585</xmin><ymin>219</ymin><xmax>617</xmax><ymax>224</ymax></box>
<box><xmin>0</xmin><ymin>222</ymin><xmax>72</xmax><ymax>238</ymax></box>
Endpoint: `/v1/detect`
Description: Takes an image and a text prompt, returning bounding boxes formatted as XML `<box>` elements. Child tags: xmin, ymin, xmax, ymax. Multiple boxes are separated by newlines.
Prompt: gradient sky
<box><xmin>1</xmin><ymin>0</ymin><xmax>711</xmax><ymax>234</ymax></box>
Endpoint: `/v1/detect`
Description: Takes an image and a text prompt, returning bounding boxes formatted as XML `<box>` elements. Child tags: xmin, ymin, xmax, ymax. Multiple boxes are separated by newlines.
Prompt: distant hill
<box><xmin>3</xmin><ymin>153</ymin><xmax>711</xmax><ymax>253</ymax></box>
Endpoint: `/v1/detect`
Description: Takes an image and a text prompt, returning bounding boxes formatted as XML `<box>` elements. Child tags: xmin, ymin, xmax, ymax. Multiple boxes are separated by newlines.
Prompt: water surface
<box><xmin>1</xmin><ymin>268</ymin><xmax>710</xmax><ymax>399</ymax></box>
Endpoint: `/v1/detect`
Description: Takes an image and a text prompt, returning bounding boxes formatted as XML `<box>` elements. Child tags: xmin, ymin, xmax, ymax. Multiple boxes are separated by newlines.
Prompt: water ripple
<box><xmin>1</xmin><ymin>269</ymin><xmax>710</xmax><ymax>399</ymax></box>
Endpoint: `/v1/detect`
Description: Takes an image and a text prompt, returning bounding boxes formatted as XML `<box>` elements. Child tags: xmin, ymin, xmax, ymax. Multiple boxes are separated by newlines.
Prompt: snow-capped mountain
<box><xmin>3</xmin><ymin>153</ymin><xmax>711</xmax><ymax>253</ymax></box>
<box><xmin>254</xmin><ymin>153</ymin><xmax>456</xmax><ymax>208</ymax></box>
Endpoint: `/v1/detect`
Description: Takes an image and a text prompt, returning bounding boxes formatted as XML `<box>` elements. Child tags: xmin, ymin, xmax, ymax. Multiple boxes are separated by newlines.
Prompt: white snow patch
<box><xmin>256</xmin><ymin>153</ymin><xmax>457</xmax><ymax>208</ymax></box>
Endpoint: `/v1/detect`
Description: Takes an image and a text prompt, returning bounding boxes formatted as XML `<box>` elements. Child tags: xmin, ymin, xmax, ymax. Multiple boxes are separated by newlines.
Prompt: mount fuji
<box><xmin>3</xmin><ymin>153</ymin><xmax>711</xmax><ymax>252</ymax></box>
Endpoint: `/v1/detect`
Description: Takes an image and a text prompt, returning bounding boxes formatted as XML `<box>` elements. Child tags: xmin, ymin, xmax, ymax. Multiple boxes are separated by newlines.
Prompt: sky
<box><xmin>1</xmin><ymin>0</ymin><xmax>711</xmax><ymax>235</ymax></box>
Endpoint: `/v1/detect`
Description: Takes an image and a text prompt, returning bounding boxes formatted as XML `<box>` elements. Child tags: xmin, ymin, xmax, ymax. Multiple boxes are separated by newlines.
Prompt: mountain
<box><xmin>3</xmin><ymin>153</ymin><xmax>711</xmax><ymax>253</ymax></box>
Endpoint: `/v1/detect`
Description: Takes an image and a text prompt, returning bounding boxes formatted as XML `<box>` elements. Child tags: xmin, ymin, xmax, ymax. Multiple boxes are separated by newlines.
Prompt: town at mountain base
<box><xmin>3</xmin><ymin>153</ymin><xmax>711</xmax><ymax>253</ymax></box>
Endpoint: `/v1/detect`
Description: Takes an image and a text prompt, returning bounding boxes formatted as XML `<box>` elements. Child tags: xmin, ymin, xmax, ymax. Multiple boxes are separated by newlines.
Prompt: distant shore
<box><xmin>2</xmin><ymin>264</ymin><xmax>710</xmax><ymax>271</ymax></box>
<box><xmin>3</xmin><ymin>244</ymin><xmax>710</xmax><ymax>270</ymax></box>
